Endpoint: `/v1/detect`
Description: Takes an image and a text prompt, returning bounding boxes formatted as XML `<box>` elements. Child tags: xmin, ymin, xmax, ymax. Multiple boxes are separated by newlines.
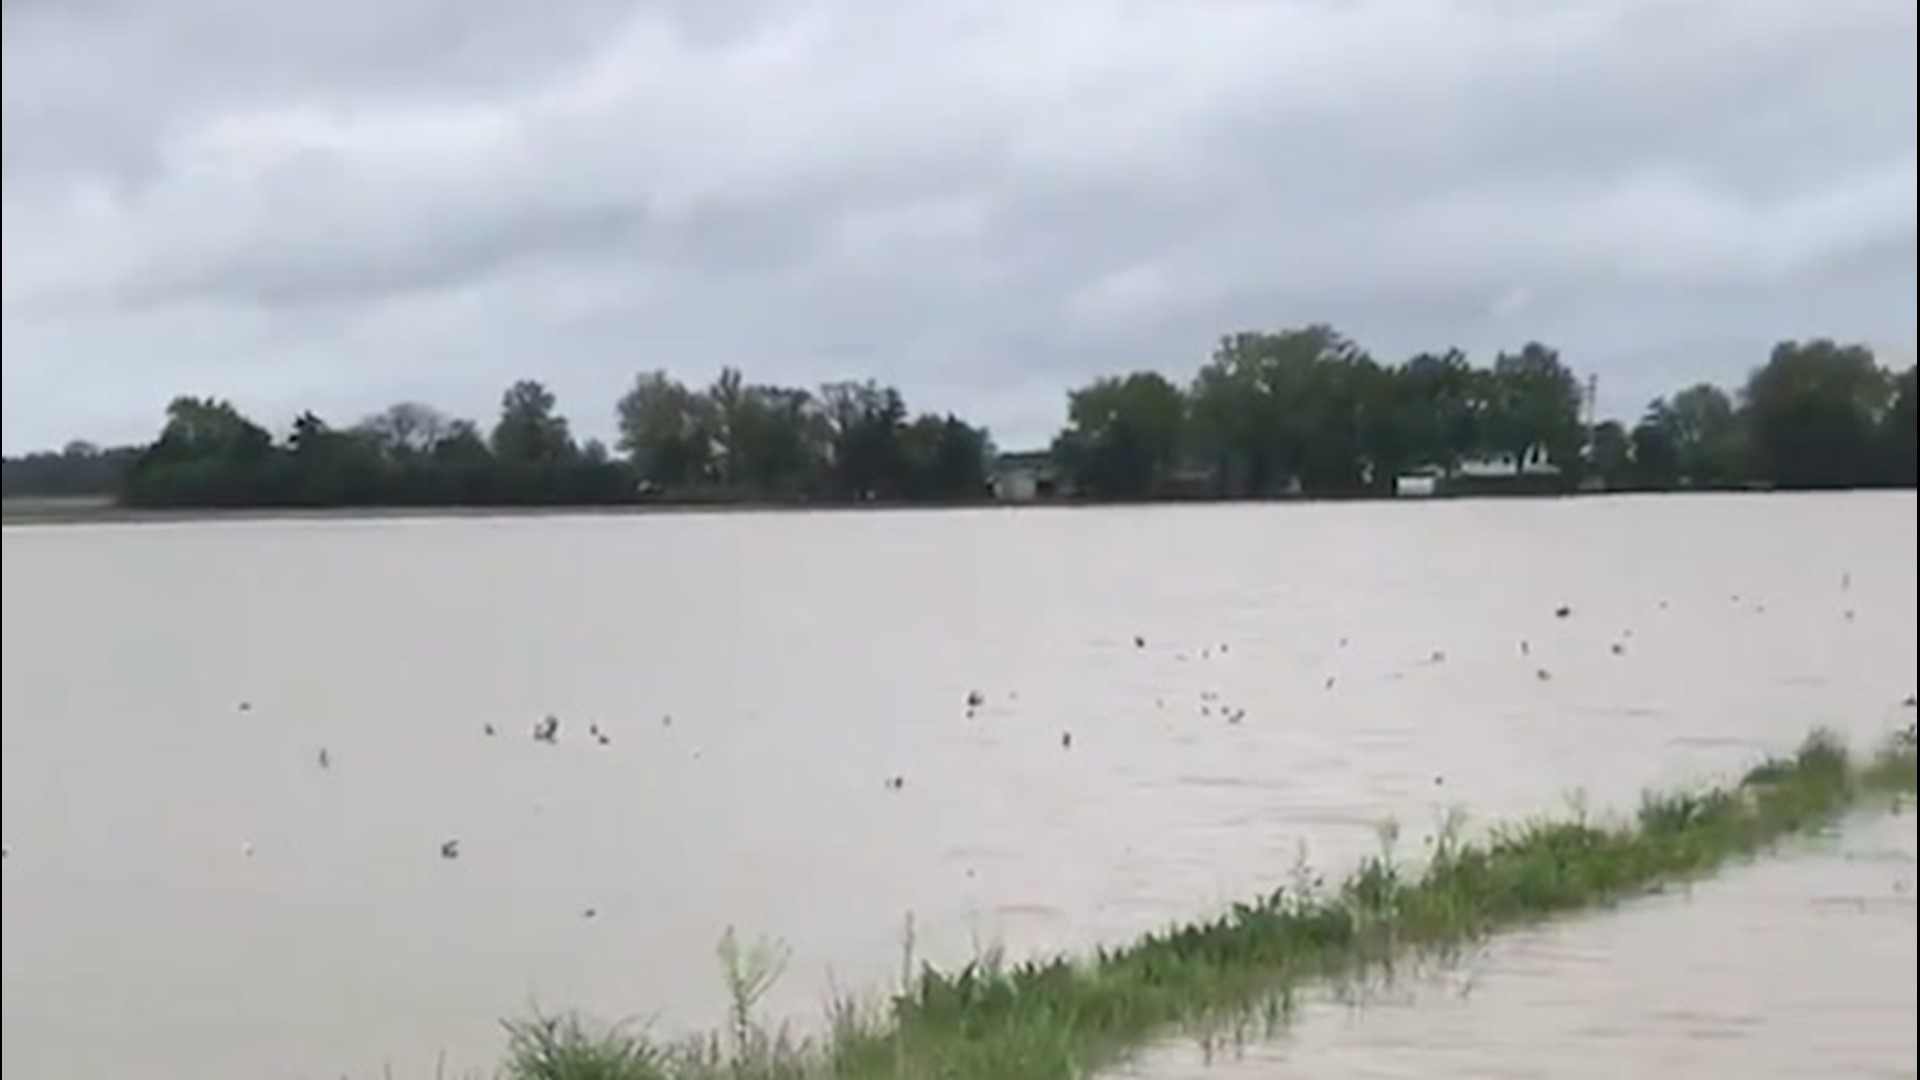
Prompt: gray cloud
<box><xmin>4</xmin><ymin>0</ymin><xmax>1915</xmax><ymax>453</ymax></box>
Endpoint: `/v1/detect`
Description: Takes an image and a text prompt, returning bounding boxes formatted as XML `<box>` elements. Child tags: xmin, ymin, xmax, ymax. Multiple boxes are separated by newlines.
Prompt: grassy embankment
<box><xmin>501</xmin><ymin>724</ymin><xmax>1918</xmax><ymax>1080</ymax></box>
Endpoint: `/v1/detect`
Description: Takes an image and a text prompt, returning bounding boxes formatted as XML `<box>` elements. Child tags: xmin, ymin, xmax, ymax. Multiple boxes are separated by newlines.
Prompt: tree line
<box><xmin>43</xmin><ymin>370</ymin><xmax>996</xmax><ymax>508</ymax></box>
<box><xmin>2</xmin><ymin>329</ymin><xmax>1913</xmax><ymax>508</ymax></box>
<box><xmin>1050</xmin><ymin>329</ymin><xmax>1914</xmax><ymax>498</ymax></box>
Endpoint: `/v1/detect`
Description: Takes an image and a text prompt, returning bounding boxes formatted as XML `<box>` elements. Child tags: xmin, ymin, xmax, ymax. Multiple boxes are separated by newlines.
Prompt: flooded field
<box><xmin>1115</xmin><ymin>810</ymin><xmax>1916</xmax><ymax>1080</ymax></box>
<box><xmin>3</xmin><ymin>492</ymin><xmax>1915</xmax><ymax>1079</ymax></box>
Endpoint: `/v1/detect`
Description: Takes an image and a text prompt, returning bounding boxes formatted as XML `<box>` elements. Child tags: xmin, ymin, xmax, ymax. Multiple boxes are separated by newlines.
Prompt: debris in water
<box><xmin>884</xmin><ymin>775</ymin><xmax>905</xmax><ymax>791</ymax></box>
<box><xmin>1060</xmin><ymin>731</ymin><xmax>1073</xmax><ymax>749</ymax></box>
<box><xmin>965</xmin><ymin>690</ymin><xmax>985</xmax><ymax>708</ymax></box>
<box><xmin>1610</xmin><ymin>643</ymin><xmax>1625</xmax><ymax>656</ymax></box>
<box><xmin>533</xmin><ymin>715</ymin><xmax>560</xmax><ymax>743</ymax></box>
<box><xmin>582</xmin><ymin>908</ymin><xmax>598</xmax><ymax>920</ymax></box>
<box><xmin>1324</xmin><ymin>676</ymin><xmax>1336</xmax><ymax>690</ymax></box>
<box><xmin>1553</xmin><ymin>606</ymin><xmax>1572</xmax><ymax>619</ymax></box>
<box><xmin>317</xmin><ymin>747</ymin><xmax>331</xmax><ymax>770</ymax></box>
<box><xmin>1520</xmin><ymin>639</ymin><xmax>1531</xmax><ymax>657</ymax></box>
<box><xmin>1430</xmin><ymin>649</ymin><xmax>1447</xmax><ymax>663</ymax></box>
<box><xmin>1535</xmin><ymin>668</ymin><xmax>1553</xmax><ymax>682</ymax></box>
<box><xmin>237</xmin><ymin>701</ymin><xmax>253</xmax><ymax>713</ymax></box>
<box><xmin>483</xmin><ymin>723</ymin><xmax>496</xmax><ymax>737</ymax></box>
<box><xmin>439</xmin><ymin>839</ymin><xmax>461</xmax><ymax>860</ymax></box>
<box><xmin>1134</xmin><ymin>635</ymin><xmax>1146</xmax><ymax>648</ymax></box>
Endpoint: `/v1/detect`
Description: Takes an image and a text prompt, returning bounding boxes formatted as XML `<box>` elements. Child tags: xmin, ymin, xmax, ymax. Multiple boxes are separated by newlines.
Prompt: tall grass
<box><xmin>499</xmin><ymin>726</ymin><xmax>1918</xmax><ymax>1080</ymax></box>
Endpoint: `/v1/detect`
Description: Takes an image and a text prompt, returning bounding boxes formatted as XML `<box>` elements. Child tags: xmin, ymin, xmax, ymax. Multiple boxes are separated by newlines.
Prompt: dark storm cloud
<box><xmin>3</xmin><ymin>0</ymin><xmax>1914</xmax><ymax>452</ymax></box>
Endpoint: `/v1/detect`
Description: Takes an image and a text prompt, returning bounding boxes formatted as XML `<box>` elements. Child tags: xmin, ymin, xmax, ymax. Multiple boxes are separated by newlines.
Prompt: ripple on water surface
<box><xmin>1111</xmin><ymin>811</ymin><xmax>1918</xmax><ymax>1080</ymax></box>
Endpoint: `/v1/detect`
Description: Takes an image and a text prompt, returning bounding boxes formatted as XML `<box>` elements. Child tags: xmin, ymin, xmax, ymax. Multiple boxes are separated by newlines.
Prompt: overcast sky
<box><xmin>2</xmin><ymin>0</ymin><xmax>1914</xmax><ymax>454</ymax></box>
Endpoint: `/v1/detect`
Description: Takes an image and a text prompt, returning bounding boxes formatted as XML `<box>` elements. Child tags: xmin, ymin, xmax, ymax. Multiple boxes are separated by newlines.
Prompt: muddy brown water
<box><xmin>1111</xmin><ymin>811</ymin><xmax>1916</xmax><ymax>1079</ymax></box>
<box><xmin>3</xmin><ymin>493</ymin><xmax>1914</xmax><ymax>1079</ymax></box>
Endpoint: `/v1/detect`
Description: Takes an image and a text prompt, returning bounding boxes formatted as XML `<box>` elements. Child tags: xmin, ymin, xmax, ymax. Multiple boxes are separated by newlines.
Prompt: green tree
<box><xmin>1487</xmin><ymin>343</ymin><xmax>1583</xmax><ymax>472</ymax></box>
<box><xmin>615</xmin><ymin>370</ymin><xmax>716</xmax><ymax>488</ymax></box>
<box><xmin>1</xmin><ymin>442</ymin><xmax>143</xmax><ymax>498</ymax></box>
<box><xmin>1656</xmin><ymin>383</ymin><xmax>1744</xmax><ymax>487</ymax></box>
<box><xmin>150</xmin><ymin>396</ymin><xmax>274</xmax><ymax>462</ymax></box>
<box><xmin>431</xmin><ymin>420</ymin><xmax>494</xmax><ymax>466</ymax></box>
<box><xmin>1051</xmin><ymin>371</ymin><xmax>1188</xmax><ymax>498</ymax></box>
<box><xmin>1742</xmin><ymin>340</ymin><xmax>1891</xmax><ymax>489</ymax></box>
<box><xmin>490</xmin><ymin>380</ymin><xmax>577</xmax><ymax>465</ymax></box>
<box><xmin>723</xmin><ymin>383</ymin><xmax>827</xmax><ymax>495</ymax></box>
<box><xmin>1389</xmin><ymin>350</ymin><xmax>1484</xmax><ymax>472</ymax></box>
<box><xmin>281</xmin><ymin>410</ymin><xmax>385</xmax><ymax>505</ymax></box>
<box><xmin>355</xmin><ymin>402</ymin><xmax>450</xmax><ymax>460</ymax></box>
<box><xmin>901</xmin><ymin>414</ymin><xmax>994</xmax><ymax>499</ymax></box>
<box><xmin>819</xmin><ymin>380</ymin><xmax>908</xmax><ymax>499</ymax></box>
<box><xmin>1588</xmin><ymin>420</ymin><xmax>1632</xmax><ymax>489</ymax></box>
<box><xmin>1629</xmin><ymin>403</ymin><xmax>1682</xmax><ymax>488</ymax></box>
<box><xmin>1885</xmin><ymin>366</ymin><xmax>1917</xmax><ymax>486</ymax></box>
<box><xmin>1189</xmin><ymin>325</ymin><xmax>1366</xmax><ymax>496</ymax></box>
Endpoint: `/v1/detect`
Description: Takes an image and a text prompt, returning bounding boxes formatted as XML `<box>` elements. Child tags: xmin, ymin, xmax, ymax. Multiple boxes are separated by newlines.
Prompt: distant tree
<box><xmin>1051</xmin><ymin>371</ymin><xmax>1188</xmax><ymax>498</ymax></box>
<box><xmin>43</xmin><ymin>322</ymin><xmax>1919</xmax><ymax>512</ymax></box>
<box><xmin>819</xmin><ymin>379</ymin><xmax>909</xmax><ymax>499</ymax></box>
<box><xmin>1</xmin><ymin>441</ymin><xmax>143</xmax><ymax>498</ymax></box>
<box><xmin>150</xmin><ymin>396</ymin><xmax>274</xmax><ymax>462</ymax></box>
<box><xmin>616</xmin><ymin>370</ymin><xmax>715</xmax><ymax>488</ymax></box>
<box><xmin>901</xmin><ymin>414</ymin><xmax>994</xmax><ymax>500</ymax></box>
<box><xmin>1488</xmin><ymin>342</ymin><xmax>1584</xmax><ymax>472</ymax></box>
<box><xmin>1660</xmin><ymin>383</ymin><xmax>1744</xmax><ymax>487</ymax></box>
<box><xmin>356</xmin><ymin>402</ymin><xmax>451</xmax><ymax>459</ymax></box>
<box><xmin>1885</xmin><ymin>365</ymin><xmax>1917</xmax><ymax>487</ymax></box>
<box><xmin>490</xmin><ymin>380</ymin><xmax>577</xmax><ymax>465</ymax></box>
<box><xmin>720</xmin><ymin>381</ymin><xmax>826</xmax><ymax>495</ymax></box>
<box><xmin>1588</xmin><ymin>420</ymin><xmax>1632</xmax><ymax>489</ymax></box>
<box><xmin>1742</xmin><ymin>340</ymin><xmax>1891</xmax><ymax>489</ymax></box>
<box><xmin>1390</xmin><ymin>349</ymin><xmax>1484</xmax><ymax>472</ymax></box>
<box><xmin>431</xmin><ymin>420</ymin><xmax>494</xmax><ymax>466</ymax></box>
<box><xmin>1187</xmin><ymin>326</ymin><xmax>1367</xmax><ymax>496</ymax></box>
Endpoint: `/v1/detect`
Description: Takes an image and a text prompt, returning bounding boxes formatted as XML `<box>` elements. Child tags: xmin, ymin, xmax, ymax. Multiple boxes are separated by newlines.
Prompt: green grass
<box><xmin>497</xmin><ymin>725</ymin><xmax>1918</xmax><ymax>1080</ymax></box>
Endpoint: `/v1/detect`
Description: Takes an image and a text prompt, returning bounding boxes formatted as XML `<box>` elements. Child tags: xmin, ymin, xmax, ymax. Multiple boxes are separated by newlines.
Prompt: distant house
<box><xmin>991</xmin><ymin>451</ymin><xmax>1062</xmax><ymax>501</ymax></box>
<box><xmin>1397</xmin><ymin>445</ymin><xmax>1562</xmax><ymax>498</ymax></box>
<box><xmin>1453</xmin><ymin>445</ymin><xmax>1560</xmax><ymax>479</ymax></box>
<box><xmin>1394</xmin><ymin>465</ymin><xmax>1442</xmax><ymax>498</ymax></box>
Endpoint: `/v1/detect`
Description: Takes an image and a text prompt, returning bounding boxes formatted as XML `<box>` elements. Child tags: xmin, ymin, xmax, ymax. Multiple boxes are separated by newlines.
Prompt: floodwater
<box><xmin>1</xmin><ymin>493</ymin><xmax>1914</xmax><ymax>1080</ymax></box>
<box><xmin>1115</xmin><ymin>811</ymin><xmax>1917</xmax><ymax>1080</ymax></box>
